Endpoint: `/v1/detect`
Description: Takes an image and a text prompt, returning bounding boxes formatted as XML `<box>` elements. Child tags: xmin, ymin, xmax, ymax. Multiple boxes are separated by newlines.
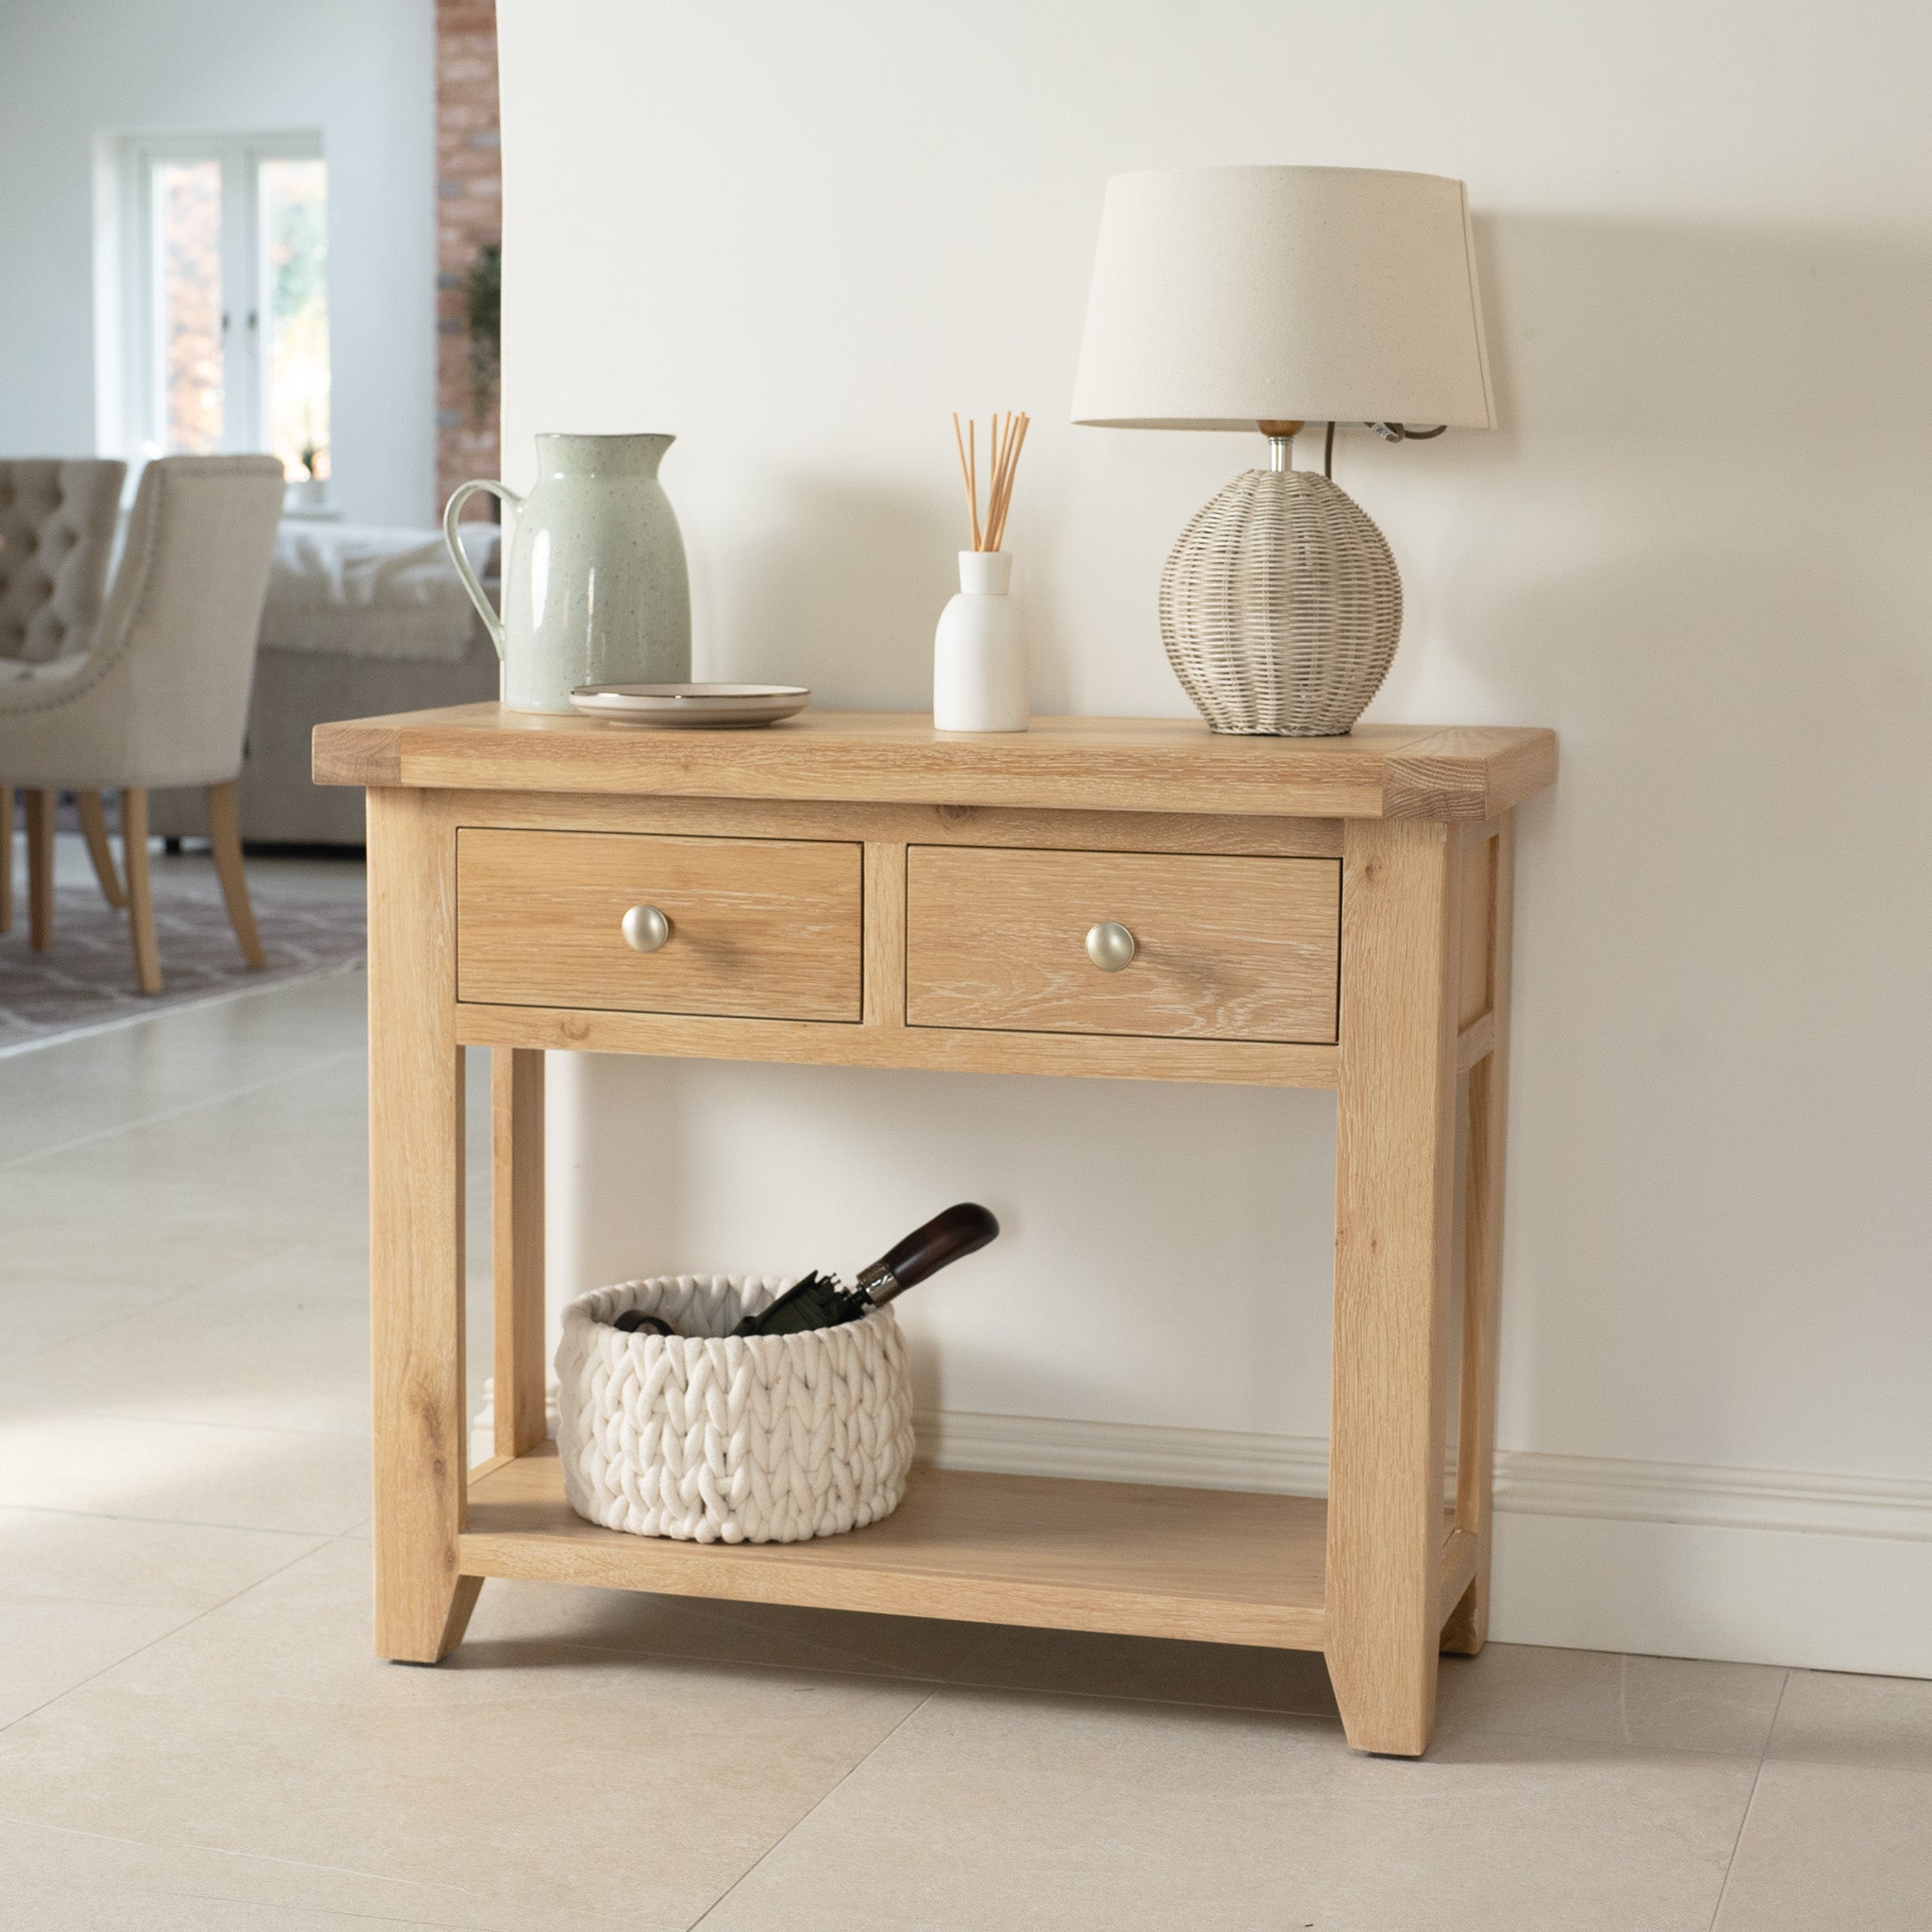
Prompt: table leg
<box><xmin>25</xmin><ymin>789</ymin><xmax>55</xmax><ymax>951</ymax></box>
<box><xmin>0</xmin><ymin>784</ymin><xmax>12</xmax><ymax>932</ymax></box>
<box><xmin>122</xmin><ymin>791</ymin><xmax>161</xmax><ymax>992</ymax></box>
<box><xmin>77</xmin><ymin>791</ymin><xmax>125</xmax><ymax>908</ymax></box>
<box><xmin>1326</xmin><ymin>816</ymin><xmax>1462</xmax><ymax>1756</ymax></box>
<box><xmin>367</xmin><ymin>788</ymin><xmax>477</xmax><ymax>1661</ymax></box>
<box><xmin>1441</xmin><ymin>816</ymin><xmax>1514</xmax><ymax>1655</ymax></box>
<box><xmin>491</xmin><ymin>1047</ymin><xmax>548</xmax><ymax>1459</ymax></box>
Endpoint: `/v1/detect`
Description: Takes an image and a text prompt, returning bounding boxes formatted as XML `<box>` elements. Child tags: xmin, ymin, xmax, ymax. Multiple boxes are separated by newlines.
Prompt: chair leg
<box><xmin>76</xmin><ymin>791</ymin><xmax>125</xmax><ymax>908</ymax></box>
<box><xmin>206</xmin><ymin>780</ymin><xmax>264</xmax><ymax>969</ymax></box>
<box><xmin>25</xmin><ymin>789</ymin><xmax>56</xmax><ymax>952</ymax></box>
<box><xmin>0</xmin><ymin>784</ymin><xmax>12</xmax><ymax>933</ymax></box>
<box><xmin>121</xmin><ymin>789</ymin><xmax>161</xmax><ymax>993</ymax></box>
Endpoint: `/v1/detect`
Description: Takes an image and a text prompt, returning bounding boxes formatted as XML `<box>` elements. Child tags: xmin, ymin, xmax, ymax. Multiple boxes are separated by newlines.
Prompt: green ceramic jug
<box><xmin>443</xmin><ymin>431</ymin><xmax>691</xmax><ymax>714</ymax></box>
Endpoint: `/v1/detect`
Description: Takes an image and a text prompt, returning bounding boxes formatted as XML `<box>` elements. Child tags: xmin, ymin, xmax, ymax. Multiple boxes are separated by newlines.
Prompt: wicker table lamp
<box><xmin>1071</xmin><ymin>166</ymin><xmax>1493</xmax><ymax>736</ymax></box>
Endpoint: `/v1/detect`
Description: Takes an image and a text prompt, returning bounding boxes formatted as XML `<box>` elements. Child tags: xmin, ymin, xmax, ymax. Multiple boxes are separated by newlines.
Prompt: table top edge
<box><xmin>311</xmin><ymin>706</ymin><xmax>1557</xmax><ymax>820</ymax></box>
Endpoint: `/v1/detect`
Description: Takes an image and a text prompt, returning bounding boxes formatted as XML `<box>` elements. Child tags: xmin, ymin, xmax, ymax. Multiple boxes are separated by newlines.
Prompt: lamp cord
<box><xmin>1326</xmin><ymin>420</ymin><xmax>1448</xmax><ymax>482</ymax></box>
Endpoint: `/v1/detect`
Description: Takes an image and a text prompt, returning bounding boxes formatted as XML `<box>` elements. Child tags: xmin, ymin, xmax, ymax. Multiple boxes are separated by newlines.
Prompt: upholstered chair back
<box><xmin>107</xmin><ymin>456</ymin><xmax>289</xmax><ymax>788</ymax></box>
<box><xmin>0</xmin><ymin>458</ymin><xmax>127</xmax><ymax>663</ymax></box>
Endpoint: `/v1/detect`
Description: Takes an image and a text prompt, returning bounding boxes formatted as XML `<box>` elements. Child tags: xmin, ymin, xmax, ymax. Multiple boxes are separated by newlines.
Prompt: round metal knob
<box><xmin>621</xmin><ymin>904</ymin><xmax>672</xmax><ymax>953</ymax></box>
<box><xmin>1085</xmin><ymin>921</ymin><xmax>1136</xmax><ymax>973</ymax></box>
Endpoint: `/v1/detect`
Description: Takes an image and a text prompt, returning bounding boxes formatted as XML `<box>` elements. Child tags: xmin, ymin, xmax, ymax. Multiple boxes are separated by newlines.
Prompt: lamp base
<box><xmin>1158</xmin><ymin>468</ymin><xmax>1402</xmax><ymax>736</ymax></box>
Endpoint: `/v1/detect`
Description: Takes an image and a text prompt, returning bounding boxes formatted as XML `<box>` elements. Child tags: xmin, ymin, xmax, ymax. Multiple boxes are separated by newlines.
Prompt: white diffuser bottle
<box><xmin>933</xmin><ymin>549</ymin><xmax>1027</xmax><ymax>732</ymax></box>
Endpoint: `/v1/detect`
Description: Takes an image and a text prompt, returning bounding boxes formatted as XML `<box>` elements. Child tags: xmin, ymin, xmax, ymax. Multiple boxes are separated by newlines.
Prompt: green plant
<box><xmin>464</xmin><ymin>241</ymin><xmax>501</xmax><ymax>427</ymax></box>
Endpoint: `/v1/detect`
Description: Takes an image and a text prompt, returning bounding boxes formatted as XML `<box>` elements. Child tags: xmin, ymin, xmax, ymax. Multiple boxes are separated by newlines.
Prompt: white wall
<box><xmin>0</xmin><ymin>0</ymin><xmax>436</xmax><ymax>526</ymax></box>
<box><xmin>498</xmin><ymin>0</ymin><xmax>1932</xmax><ymax>1673</ymax></box>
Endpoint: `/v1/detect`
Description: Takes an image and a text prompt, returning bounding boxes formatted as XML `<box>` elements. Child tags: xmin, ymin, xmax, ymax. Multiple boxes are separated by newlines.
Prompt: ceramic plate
<box><xmin>569</xmin><ymin>683</ymin><xmax>811</xmax><ymax>729</ymax></box>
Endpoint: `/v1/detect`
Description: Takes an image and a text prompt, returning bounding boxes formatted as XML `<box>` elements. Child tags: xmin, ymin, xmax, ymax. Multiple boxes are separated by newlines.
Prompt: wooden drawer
<box><xmin>457</xmin><ymin>828</ymin><xmax>861</xmax><ymax>1021</ymax></box>
<box><xmin>905</xmin><ymin>845</ymin><xmax>1340</xmax><ymax>1043</ymax></box>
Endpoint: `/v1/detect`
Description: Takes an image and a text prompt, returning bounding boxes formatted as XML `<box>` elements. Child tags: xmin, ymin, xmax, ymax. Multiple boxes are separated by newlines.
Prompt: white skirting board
<box><xmin>473</xmin><ymin>1391</ymin><xmax>1932</xmax><ymax>1678</ymax></box>
<box><xmin>916</xmin><ymin>1410</ymin><xmax>1932</xmax><ymax>1680</ymax></box>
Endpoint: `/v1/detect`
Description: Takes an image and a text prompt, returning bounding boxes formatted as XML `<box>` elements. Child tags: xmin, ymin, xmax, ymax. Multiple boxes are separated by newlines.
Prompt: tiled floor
<box><xmin>2</xmin><ymin>837</ymin><xmax>1926</xmax><ymax>1928</ymax></box>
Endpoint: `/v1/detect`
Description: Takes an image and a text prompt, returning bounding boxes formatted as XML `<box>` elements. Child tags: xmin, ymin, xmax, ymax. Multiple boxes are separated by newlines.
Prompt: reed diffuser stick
<box><xmin>969</xmin><ymin>420</ymin><xmax>980</xmax><ymax>552</ymax></box>
<box><xmin>951</xmin><ymin>411</ymin><xmax>1030</xmax><ymax>552</ymax></box>
<box><xmin>951</xmin><ymin>413</ymin><xmax>982</xmax><ymax>552</ymax></box>
<box><xmin>1001</xmin><ymin>417</ymin><xmax>1025</xmax><ymax>543</ymax></box>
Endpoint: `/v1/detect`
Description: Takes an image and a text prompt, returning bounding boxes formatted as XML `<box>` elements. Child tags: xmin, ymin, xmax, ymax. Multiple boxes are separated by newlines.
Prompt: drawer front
<box><xmin>905</xmin><ymin>845</ymin><xmax>1340</xmax><ymax>1043</ymax></box>
<box><xmin>458</xmin><ymin>829</ymin><xmax>862</xmax><ymax>1022</ymax></box>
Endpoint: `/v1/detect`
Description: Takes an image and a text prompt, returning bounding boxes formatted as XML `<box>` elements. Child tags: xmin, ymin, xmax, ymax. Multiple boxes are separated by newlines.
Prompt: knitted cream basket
<box><xmin>556</xmin><ymin>1274</ymin><xmax>915</xmax><ymax>1545</ymax></box>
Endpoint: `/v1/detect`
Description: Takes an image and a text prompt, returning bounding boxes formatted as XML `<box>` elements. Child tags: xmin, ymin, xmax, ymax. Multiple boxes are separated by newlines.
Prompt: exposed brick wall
<box><xmin>436</xmin><ymin>0</ymin><xmax>501</xmax><ymax>520</ymax></box>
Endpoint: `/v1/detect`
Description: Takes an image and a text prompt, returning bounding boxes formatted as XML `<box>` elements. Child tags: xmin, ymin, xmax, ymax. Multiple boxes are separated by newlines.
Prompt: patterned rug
<box><xmin>0</xmin><ymin>870</ymin><xmax>365</xmax><ymax>1056</ymax></box>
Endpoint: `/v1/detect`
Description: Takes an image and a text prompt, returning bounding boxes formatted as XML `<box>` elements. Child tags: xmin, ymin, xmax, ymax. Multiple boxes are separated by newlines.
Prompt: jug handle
<box><xmin>442</xmin><ymin>480</ymin><xmax>524</xmax><ymax>660</ymax></box>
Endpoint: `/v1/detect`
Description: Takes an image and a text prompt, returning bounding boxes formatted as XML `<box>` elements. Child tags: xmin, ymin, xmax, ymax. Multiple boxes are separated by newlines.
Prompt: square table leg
<box><xmin>368</xmin><ymin>788</ymin><xmax>478</xmax><ymax>1661</ymax></box>
<box><xmin>1326</xmin><ymin>816</ymin><xmax>1462</xmax><ymax>1756</ymax></box>
<box><xmin>1441</xmin><ymin>815</ymin><xmax>1515</xmax><ymax>1655</ymax></box>
<box><xmin>491</xmin><ymin>1046</ymin><xmax>548</xmax><ymax>1459</ymax></box>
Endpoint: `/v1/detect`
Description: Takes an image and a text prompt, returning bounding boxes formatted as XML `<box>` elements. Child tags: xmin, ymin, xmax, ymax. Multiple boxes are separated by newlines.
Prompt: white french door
<box><xmin>112</xmin><ymin>132</ymin><xmax>329</xmax><ymax>484</ymax></box>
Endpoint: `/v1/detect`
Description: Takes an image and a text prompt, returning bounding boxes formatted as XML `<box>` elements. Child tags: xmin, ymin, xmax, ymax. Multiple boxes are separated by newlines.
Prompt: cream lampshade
<box><xmin>1071</xmin><ymin>166</ymin><xmax>1493</xmax><ymax>735</ymax></box>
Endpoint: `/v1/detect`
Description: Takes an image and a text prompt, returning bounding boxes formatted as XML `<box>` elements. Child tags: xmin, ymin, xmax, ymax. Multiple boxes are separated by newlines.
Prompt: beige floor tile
<box><xmin>0</xmin><ymin>942</ymin><xmax>365</xmax><ymax>1178</ymax></box>
<box><xmin>0</xmin><ymin>1813</ymin><xmax>615</xmax><ymax>1931</ymax></box>
<box><xmin>0</xmin><ymin>1506</ymin><xmax>324</xmax><ymax>1608</ymax></box>
<box><xmin>0</xmin><ymin>1504</ymin><xmax>324</xmax><ymax>1721</ymax></box>
<box><xmin>1</xmin><ymin>1896</ymin><xmax>469</xmax><ymax>1932</ymax></box>
<box><xmin>949</xmin><ymin>1623</ymin><xmax>1339</xmax><ymax>1717</ymax></box>
<box><xmin>200</xmin><ymin>1232</ymin><xmax>375</xmax><ymax>1305</ymax></box>
<box><xmin>0</xmin><ymin>1538</ymin><xmax>926</xmax><ymax>1929</ymax></box>
<box><xmin>0</xmin><ymin>1247</ymin><xmax>378</xmax><ymax>1436</ymax></box>
<box><xmin>0</xmin><ymin>1274</ymin><xmax>191</xmax><ymax>1364</ymax></box>
<box><xmin>0</xmin><ymin>1236</ymin><xmax>386</xmax><ymax>1421</ymax></box>
<box><xmin>695</xmin><ymin>1687</ymin><xmax>1757</xmax><ymax>1932</ymax></box>
<box><xmin>43</xmin><ymin>1087</ymin><xmax>371</xmax><ymax>1241</ymax></box>
<box><xmin>0</xmin><ymin>1163</ymin><xmax>299</xmax><ymax>1298</ymax></box>
<box><xmin>1713</xmin><ymin>1758</ymin><xmax>1932</xmax><ymax>1931</ymax></box>
<box><xmin>3</xmin><ymin>934</ymin><xmax>363</xmax><ymax>1065</ymax></box>
<box><xmin>1765</xmin><ymin>1666</ymin><xmax>1932</xmax><ymax>1774</ymax></box>
<box><xmin>1434</xmin><ymin>1640</ymin><xmax>1788</xmax><ymax>1757</ymax></box>
<box><xmin>467</xmin><ymin>1574</ymin><xmax>991</xmax><ymax>1682</ymax></box>
<box><xmin>0</xmin><ymin>1595</ymin><xmax>193</xmax><ymax>1727</ymax></box>
<box><xmin>124</xmin><ymin>969</ymin><xmax>367</xmax><ymax>1079</ymax></box>
<box><xmin>16</xmin><ymin>1036</ymin><xmax>483</xmax><ymax>1270</ymax></box>
<box><xmin>0</xmin><ymin>1410</ymin><xmax>369</xmax><ymax>1535</ymax></box>
<box><xmin>0</xmin><ymin>1030</ymin><xmax>341</xmax><ymax>1172</ymax></box>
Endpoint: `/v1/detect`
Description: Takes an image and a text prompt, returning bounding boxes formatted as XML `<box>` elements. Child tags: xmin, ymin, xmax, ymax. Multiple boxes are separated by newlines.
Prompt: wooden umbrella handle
<box><xmin>859</xmin><ymin>1203</ymin><xmax>1000</xmax><ymax>1303</ymax></box>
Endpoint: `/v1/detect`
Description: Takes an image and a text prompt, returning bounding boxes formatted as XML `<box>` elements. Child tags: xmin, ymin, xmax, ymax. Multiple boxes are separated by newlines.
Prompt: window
<box><xmin>98</xmin><ymin>133</ymin><xmax>329</xmax><ymax>489</ymax></box>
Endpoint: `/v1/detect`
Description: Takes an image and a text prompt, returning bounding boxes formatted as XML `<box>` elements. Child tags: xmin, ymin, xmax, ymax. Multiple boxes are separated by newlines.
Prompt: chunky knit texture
<box><xmin>556</xmin><ymin>1275</ymin><xmax>915</xmax><ymax>1544</ymax></box>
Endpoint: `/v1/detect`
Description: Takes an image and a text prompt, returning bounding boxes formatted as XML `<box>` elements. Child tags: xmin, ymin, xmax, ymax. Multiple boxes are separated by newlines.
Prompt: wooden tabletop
<box><xmin>312</xmin><ymin>705</ymin><xmax>1555</xmax><ymax>821</ymax></box>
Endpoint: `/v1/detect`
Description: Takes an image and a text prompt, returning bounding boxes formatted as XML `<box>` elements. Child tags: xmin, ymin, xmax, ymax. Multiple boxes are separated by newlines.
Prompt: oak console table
<box><xmin>315</xmin><ymin>705</ymin><xmax>1555</xmax><ymax>1757</ymax></box>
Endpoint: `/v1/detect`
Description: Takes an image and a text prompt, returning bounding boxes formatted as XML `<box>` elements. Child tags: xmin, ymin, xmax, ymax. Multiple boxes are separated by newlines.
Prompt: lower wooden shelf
<box><xmin>462</xmin><ymin>1443</ymin><xmax>1330</xmax><ymax>1651</ymax></box>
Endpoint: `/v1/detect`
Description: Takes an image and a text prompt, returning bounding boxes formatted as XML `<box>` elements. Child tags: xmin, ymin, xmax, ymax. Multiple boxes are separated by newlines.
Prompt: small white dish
<box><xmin>569</xmin><ymin>683</ymin><xmax>810</xmax><ymax>729</ymax></box>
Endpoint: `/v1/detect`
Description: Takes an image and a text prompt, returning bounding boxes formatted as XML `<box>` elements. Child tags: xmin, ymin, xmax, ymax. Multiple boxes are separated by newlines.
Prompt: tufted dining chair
<box><xmin>0</xmin><ymin>458</ymin><xmax>127</xmax><ymax>934</ymax></box>
<box><xmin>0</xmin><ymin>455</ymin><xmax>286</xmax><ymax>991</ymax></box>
